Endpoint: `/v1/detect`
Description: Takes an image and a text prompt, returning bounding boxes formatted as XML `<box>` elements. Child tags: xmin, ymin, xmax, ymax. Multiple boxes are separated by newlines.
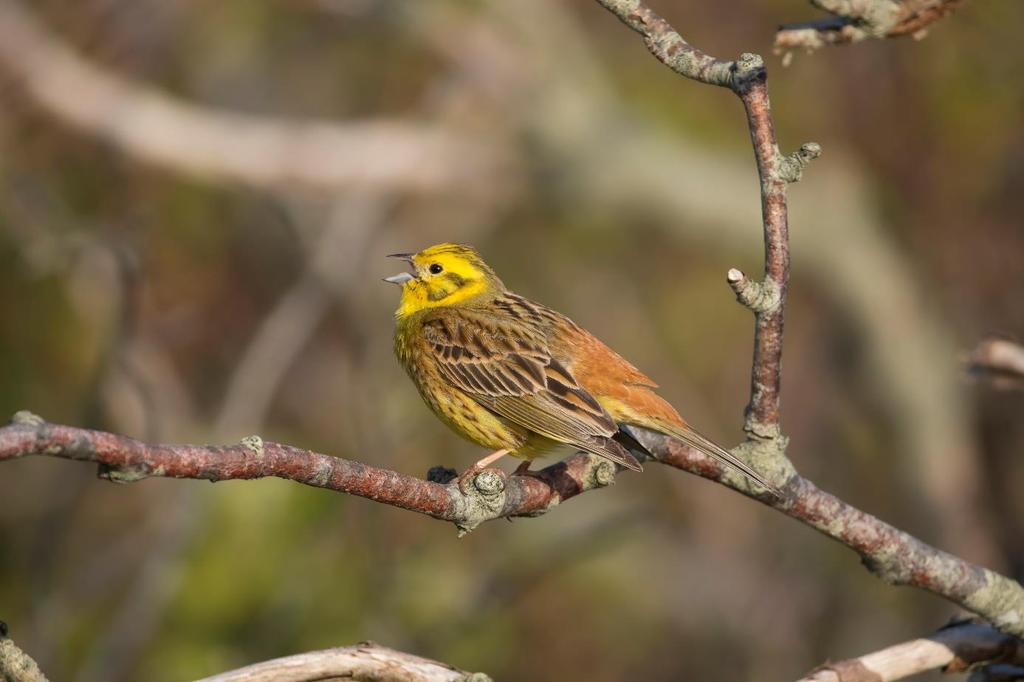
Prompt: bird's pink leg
<box><xmin>455</xmin><ymin>449</ymin><xmax>510</xmax><ymax>490</ymax></box>
<box><xmin>473</xmin><ymin>448</ymin><xmax>510</xmax><ymax>469</ymax></box>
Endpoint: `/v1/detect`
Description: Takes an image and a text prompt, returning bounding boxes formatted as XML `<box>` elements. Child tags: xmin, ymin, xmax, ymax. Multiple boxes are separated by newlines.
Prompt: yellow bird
<box><xmin>386</xmin><ymin>243</ymin><xmax>777</xmax><ymax>494</ymax></box>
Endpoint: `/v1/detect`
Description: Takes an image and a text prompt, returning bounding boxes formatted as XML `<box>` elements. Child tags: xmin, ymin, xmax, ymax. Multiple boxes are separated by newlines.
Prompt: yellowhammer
<box><xmin>386</xmin><ymin>243</ymin><xmax>777</xmax><ymax>494</ymax></box>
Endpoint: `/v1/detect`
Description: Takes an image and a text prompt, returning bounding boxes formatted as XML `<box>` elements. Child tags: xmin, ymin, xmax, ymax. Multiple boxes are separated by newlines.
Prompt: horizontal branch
<box><xmin>799</xmin><ymin>620</ymin><xmax>1024</xmax><ymax>681</ymax></box>
<box><xmin>631</xmin><ymin>430</ymin><xmax>1024</xmax><ymax>639</ymax></box>
<box><xmin>0</xmin><ymin>412</ymin><xmax>617</xmax><ymax>536</ymax></box>
<box><xmin>6</xmin><ymin>411</ymin><xmax>1024</xmax><ymax>640</ymax></box>
<box><xmin>0</xmin><ymin>0</ymin><xmax>501</xmax><ymax>193</ymax></box>
<box><xmin>593</xmin><ymin>0</ymin><xmax>735</xmax><ymax>88</ymax></box>
<box><xmin>197</xmin><ymin>641</ymin><xmax>490</xmax><ymax>682</ymax></box>
<box><xmin>775</xmin><ymin>0</ymin><xmax>969</xmax><ymax>55</ymax></box>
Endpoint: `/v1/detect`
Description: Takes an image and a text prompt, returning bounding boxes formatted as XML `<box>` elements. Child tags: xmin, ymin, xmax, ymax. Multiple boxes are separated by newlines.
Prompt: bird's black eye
<box><xmin>429</xmin><ymin>263</ymin><xmax>443</xmax><ymax>274</ymax></box>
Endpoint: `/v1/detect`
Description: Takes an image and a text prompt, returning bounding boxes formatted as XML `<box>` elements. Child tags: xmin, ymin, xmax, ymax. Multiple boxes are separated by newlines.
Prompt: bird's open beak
<box><xmin>384</xmin><ymin>252</ymin><xmax>417</xmax><ymax>285</ymax></box>
<box><xmin>384</xmin><ymin>272</ymin><xmax>415</xmax><ymax>285</ymax></box>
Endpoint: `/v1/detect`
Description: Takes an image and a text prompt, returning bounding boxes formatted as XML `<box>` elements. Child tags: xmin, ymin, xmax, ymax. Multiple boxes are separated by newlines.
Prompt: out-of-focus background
<box><xmin>0</xmin><ymin>1</ymin><xmax>1021</xmax><ymax>680</ymax></box>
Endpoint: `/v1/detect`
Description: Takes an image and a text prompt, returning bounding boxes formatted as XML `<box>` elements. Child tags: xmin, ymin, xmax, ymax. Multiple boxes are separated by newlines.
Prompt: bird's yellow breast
<box><xmin>395</xmin><ymin>313</ymin><xmax>528</xmax><ymax>453</ymax></box>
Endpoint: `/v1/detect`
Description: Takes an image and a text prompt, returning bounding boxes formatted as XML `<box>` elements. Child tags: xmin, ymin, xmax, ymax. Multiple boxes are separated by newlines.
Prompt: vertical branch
<box><xmin>737</xmin><ymin>60</ymin><xmax>790</xmax><ymax>435</ymax></box>
<box><xmin>589</xmin><ymin>0</ymin><xmax>1024</xmax><ymax>646</ymax></box>
<box><xmin>592</xmin><ymin>2</ymin><xmax>820</xmax><ymax>441</ymax></box>
<box><xmin>729</xmin><ymin>57</ymin><xmax>820</xmax><ymax>438</ymax></box>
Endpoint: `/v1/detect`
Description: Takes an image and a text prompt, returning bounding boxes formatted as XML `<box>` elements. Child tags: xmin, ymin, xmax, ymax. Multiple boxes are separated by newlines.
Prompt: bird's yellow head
<box><xmin>385</xmin><ymin>243</ymin><xmax>505</xmax><ymax>318</ymax></box>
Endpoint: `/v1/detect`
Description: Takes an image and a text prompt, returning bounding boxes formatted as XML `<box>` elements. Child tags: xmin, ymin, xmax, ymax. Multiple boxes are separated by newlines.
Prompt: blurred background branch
<box><xmin>775</xmin><ymin>0</ymin><xmax>969</xmax><ymax>56</ymax></box>
<box><xmin>197</xmin><ymin>642</ymin><xmax>489</xmax><ymax>682</ymax></box>
<box><xmin>799</xmin><ymin>620</ymin><xmax>1024</xmax><ymax>682</ymax></box>
<box><xmin>0</xmin><ymin>0</ymin><xmax>505</xmax><ymax>195</ymax></box>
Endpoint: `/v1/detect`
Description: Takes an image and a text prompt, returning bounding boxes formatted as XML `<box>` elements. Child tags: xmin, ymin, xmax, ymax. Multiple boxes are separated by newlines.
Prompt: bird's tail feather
<box><xmin>613</xmin><ymin>426</ymin><xmax>652</xmax><ymax>461</ymax></box>
<box><xmin>572</xmin><ymin>435</ymin><xmax>643</xmax><ymax>472</ymax></box>
<box><xmin>657</xmin><ymin>423</ymin><xmax>782</xmax><ymax>498</ymax></box>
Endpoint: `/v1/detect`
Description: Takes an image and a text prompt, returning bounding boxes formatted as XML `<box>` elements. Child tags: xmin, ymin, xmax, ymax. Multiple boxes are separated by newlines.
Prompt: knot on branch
<box><xmin>10</xmin><ymin>411</ymin><xmax>43</xmax><ymax>427</ymax></box>
<box><xmin>0</xmin><ymin>622</ymin><xmax>46</xmax><ymax>682</ymax></box>
<box><xmin>590</xmin><ymin>460</ymin><xmax>617</xmax><ymax>488</ymax></box>
<box><xmin>454</xmin><ymin>469</ymin><xmax>508</xmax><ymax>536</ymax></box>
<box><xmin>743</xmin><ymin>414</ymin><xmax>784</xmax><ymax>442</ymax></box>
<box><xmin>777</xmin><ymin>142</ymin><xmax>822</xmax><ymax>183</ymax></box>
<box><xmin>730</xmin><ymin>52</ymin><xmax>766</xmax><ymax>92</ymax></box>
<box><xmin>240</xmin><ymin>435</ymin><xmax>264</xmax><ymax>456</ymax></box>
<box><xmin>472</xmin><ymin>469</ymin><xmax>506</xmax><ymax>496</ymax></box>
<box><xmin>731</xmin><ymin>437</ymin><xmax>796</xmax><ymax>498</ymax></box>
<box><xmin>727</xmin><ymin>269</ymin><xmax>781</xmax><ymax>314</ymax></box>
<box><xmin>461</xmin><ymin>674</ymin><xmax>495</xmax><ymax>682</ymax></box>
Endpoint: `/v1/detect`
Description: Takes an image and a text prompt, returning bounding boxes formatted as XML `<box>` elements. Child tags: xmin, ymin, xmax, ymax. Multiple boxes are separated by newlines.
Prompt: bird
<box><xmin>385</xmin><ymin>242</ymin><xmax>779</xmax><ymax>495</ymax></box>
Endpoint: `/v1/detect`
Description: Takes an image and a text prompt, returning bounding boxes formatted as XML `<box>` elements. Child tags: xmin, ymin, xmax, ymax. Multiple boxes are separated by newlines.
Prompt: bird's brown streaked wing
<box><xmin>421</xmin><ymin>310</ymin><xmax>642</xmax><ymax>471</ymax></box>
